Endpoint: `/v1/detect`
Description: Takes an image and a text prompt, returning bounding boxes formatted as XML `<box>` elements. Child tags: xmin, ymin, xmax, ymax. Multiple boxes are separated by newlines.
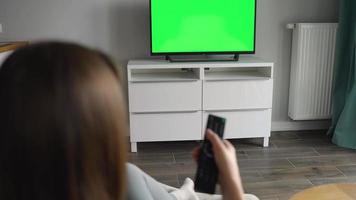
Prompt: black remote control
<box><xmin>194</xmin><ymin>114</ymin><xmax>226</xmax><ymax>194</ymax></box>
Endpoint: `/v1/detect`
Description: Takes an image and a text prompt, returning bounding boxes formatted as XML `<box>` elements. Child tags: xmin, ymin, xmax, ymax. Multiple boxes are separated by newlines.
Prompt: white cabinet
<box><xmin>127</xmin><ymin>57</ymin><xmax>274</xmax><ymax>152</ymax></box>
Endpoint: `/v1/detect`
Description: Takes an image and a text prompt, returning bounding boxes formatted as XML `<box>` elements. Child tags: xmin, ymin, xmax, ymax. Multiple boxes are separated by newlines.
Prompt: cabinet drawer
<box><xmin>203</xmin><ymin>79</ymin><xmax>273</xmax><ymax>110</ymax></box>
<box><xmin>203</xmin><ymin>109</ymin><xmax>271</xmax><ymax>139</ymax></box>
<box><xmin>130</xmin><ymin>111</ymin><xmax>202</xmax><ymax>142</ymax></box>
<box><xmin>129</xmin><ymin>81</ymin><xmax>201</xmax><ymax>112</ymax></box>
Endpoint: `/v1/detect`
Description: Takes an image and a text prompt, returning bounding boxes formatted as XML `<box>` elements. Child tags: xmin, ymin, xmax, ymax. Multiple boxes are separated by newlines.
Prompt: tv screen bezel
<box><xmin>149</xmin><ymin>0</ymin><xmax>257</xmax><ymax>56</ymax></box>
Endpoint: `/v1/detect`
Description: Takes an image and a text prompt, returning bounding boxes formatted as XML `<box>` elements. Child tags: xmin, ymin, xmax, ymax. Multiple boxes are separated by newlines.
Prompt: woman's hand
<box><xmin>192</xmin><ymin>129</ymin><xmax>244</xmax><ymax>200</ymax></box>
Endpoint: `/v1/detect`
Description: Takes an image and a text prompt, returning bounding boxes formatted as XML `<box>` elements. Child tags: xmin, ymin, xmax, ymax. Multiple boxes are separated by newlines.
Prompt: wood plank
<box><xmin>309</xmin><ymin>176</ymin><xmax>356</xmax><ymax>186</ymax></box>
<box><xmin>243</xmin><ymin>147</ymin><xmax>319</xmax><ymax>159</ymax></box>
<box><xmin>314</xmin><ymin>146</ymin><xmax>356</xmax><ymax>156</ymax></box>
<box><xmin>238</xmin><ymin>158</ymin><xmax>294</xmax><ymax>170</ymax></box>
<box><xmin>244</xmin><ymin>179</ymin><xmax>312</xmax><ymax>197</ymax></box>
<box><xmin>257</xmin><ymin>166</ymin><xmax>345</xmax><ymax>181</ymax></box>
<box><xmin>336</xmin><ymin>165</ymin><xmax>356</xmax><ymax>177</ymax></box>
<box><xmin>289</xmin><ymin>155</ymin><xmax>356</xmax><ymax>167</ymax></box>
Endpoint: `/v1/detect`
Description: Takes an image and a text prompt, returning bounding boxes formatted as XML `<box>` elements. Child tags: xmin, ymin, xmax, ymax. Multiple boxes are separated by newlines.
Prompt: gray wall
<box><xmin>0</xmin><ymin>0</ymin><xmax>339</xmax><ymax>129</ymax></box>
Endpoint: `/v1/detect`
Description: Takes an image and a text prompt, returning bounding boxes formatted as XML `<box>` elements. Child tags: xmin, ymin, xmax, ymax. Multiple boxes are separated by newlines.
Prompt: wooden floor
<box><xmin>128</xmin><ymin>130</ymin><xmax>356</xmax><ymax>200</ymax></box>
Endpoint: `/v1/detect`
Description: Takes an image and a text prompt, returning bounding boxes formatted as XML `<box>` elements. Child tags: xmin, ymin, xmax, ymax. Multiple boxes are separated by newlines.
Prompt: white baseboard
<box><xmin>272</xmin><ymin>120</ymin><xmax>331</xmax><ymax>131</ymax></box>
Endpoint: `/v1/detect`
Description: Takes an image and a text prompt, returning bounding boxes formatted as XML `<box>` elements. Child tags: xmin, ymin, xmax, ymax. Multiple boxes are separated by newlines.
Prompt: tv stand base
<box><xmin>165</xmin><ymin>54</ymin><xmax>239</xmax><ymax>62</ymax></box>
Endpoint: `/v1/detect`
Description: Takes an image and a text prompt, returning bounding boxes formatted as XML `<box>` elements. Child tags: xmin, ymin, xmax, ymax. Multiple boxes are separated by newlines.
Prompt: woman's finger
<box><xmin>206</xmin><ymin>129</ymin><xmax>225</xmax><ymax>151</ymax></box>
<box><xmin>192</xmin><ymin>146</ymin><xmax>201</xmax><ymax>162</ymax></box>
<box><xmin>223</xmin><ymin>139</ymin><xmax>235</xmax><ymax>150</ymax></box>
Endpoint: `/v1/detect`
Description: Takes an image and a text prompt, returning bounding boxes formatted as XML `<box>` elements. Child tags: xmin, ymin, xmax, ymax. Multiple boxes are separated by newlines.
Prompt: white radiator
<box><xmin>288</xmin><ymin>23</ymin><xmax>338</xmax><ymax>120</ymax></box>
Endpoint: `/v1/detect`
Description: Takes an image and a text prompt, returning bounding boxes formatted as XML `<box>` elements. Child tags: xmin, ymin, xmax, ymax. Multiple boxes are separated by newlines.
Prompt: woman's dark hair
<box><xmin>0</xmin><ymin>42</ymin><xmax>127</xmax><ymax>200</ymax></box>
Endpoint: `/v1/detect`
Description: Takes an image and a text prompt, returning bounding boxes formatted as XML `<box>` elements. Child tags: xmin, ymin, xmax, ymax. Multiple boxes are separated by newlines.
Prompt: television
<box><xmin>150</xmin><ymin>0</ymin><xmax>256</xmax><ymax>56</ymax></box>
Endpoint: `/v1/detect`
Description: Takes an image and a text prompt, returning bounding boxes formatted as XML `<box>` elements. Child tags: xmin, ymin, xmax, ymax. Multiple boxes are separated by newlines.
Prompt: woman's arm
<box><xmin>193</xmin><ymin>130</ymin><xmax>245</xmax><ymax>200</ymax></box>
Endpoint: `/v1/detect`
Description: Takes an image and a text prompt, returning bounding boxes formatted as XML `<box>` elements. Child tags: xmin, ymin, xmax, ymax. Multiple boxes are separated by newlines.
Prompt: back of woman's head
<box><xmin>0</xmin><ymin>42</ymin><xmax>127</xmax><ymax>200</ymax></box>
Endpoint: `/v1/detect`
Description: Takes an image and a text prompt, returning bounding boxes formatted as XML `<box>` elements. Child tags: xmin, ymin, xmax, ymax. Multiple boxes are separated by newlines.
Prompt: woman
<box><xmin>0</xmin><ymin>42</ymin><xmax>245</xmax><ymax>200</ymax></box>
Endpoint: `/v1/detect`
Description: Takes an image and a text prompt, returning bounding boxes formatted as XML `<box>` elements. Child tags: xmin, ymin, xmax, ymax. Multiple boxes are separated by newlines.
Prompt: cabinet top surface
<box><xmin>0</xmin><ymin>42</ymin><xmax>28</xmax><ymax>53</ymax></box>
<box><xmin>128</xmin><ymin>56</ymin><xmax>273</xmax><ymax>69</ymax></box>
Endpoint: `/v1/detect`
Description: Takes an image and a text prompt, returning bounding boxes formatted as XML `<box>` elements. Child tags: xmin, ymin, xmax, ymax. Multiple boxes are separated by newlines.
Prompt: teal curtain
<box><xmin>328</xmin><ymin>0</ymin><xmax>356</xmax><ymax>149</ymax></box>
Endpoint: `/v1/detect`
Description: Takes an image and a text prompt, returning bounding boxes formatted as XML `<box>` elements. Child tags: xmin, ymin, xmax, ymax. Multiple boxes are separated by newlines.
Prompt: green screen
<box><xmin>151</xmin><ymin>0</ymin><xmax>255</xmax><ymax>54</ymax></box>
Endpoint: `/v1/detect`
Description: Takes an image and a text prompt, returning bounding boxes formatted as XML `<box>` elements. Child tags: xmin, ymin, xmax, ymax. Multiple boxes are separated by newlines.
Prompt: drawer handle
<box><xmin>130</xmin><ymin>79</ymin><xmax>199</xmax><ymax>83</ymax></box>
<box><xmin>205</xmin><ymin>108</ymin><xmax>270</xmax><ymax>112</ymax></box>
<box><xmin>132</xmin><ymin>110</ymin><xmax>200</xmax><ymax>114</ymax></box>
<box><xmin>204</xmin><ymin>78</ymin><xmax>271</xmax><ymax>82</ymax></box>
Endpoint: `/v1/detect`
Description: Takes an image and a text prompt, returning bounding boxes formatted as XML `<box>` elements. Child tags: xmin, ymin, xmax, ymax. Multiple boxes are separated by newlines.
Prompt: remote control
<box><xmin>194</xmin><ymin>114</ymin><xmax>226</xmax><ymax>194</ymax></box>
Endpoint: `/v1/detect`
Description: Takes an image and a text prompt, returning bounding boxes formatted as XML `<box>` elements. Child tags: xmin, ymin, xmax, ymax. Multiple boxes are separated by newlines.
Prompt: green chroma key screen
<box><xmin>151</xmin><ymin>0</ymin><xmax>256</xmax><ymax>54</ymax></box>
